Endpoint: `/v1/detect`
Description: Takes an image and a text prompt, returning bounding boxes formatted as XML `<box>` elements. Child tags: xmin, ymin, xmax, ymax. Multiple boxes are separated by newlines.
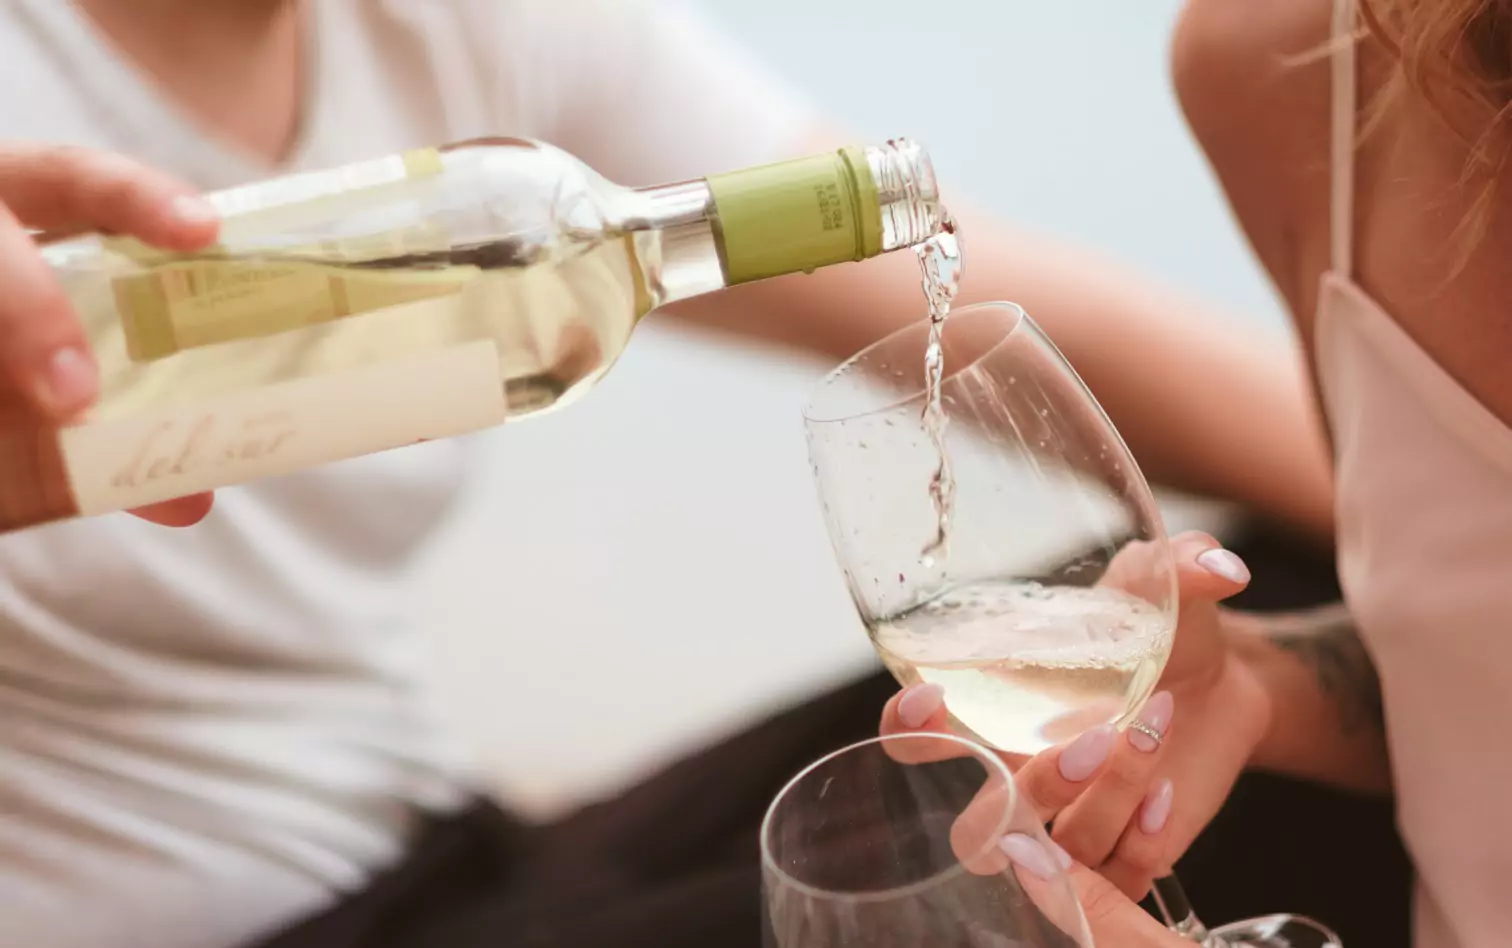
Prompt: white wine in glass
<box><xmin>870</xmin><ymin>580</ymin><xmax>1172</xmax><ymax>753</ymax></box>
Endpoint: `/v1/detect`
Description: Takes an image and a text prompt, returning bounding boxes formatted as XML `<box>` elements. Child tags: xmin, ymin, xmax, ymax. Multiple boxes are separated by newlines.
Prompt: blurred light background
<box><xmin>417</xmin><ymin>0</ymin><xmax>1290</xmax><ymax>817</ymax></box>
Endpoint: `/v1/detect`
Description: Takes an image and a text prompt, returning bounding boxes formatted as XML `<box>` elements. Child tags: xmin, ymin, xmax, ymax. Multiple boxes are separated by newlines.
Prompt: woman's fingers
<box><xmin>1169</xmin><ymin>530</ymin><xmax>1251</xmax><ymax>603</ymax></box>
<box><xmin>881</xmin><ymin>682</ymin><xmax>1167</xmax><ymax>841</ymax></box>
<box><xmin>942</xmin><ymin>727</ymin><xmax>1119</xmax><ymax>879</ymax></box>
<box><xmin>1010</xmin><ymin>725</ymin><xmax>1117</xmax><ymax>820</ymax></box>
<box><xmin>1099</xmin><ymin>778</ymin><xmax>1176</xmax><ymax>899</ymax></box>
<box><xmin>949</xmin><ymin>768</ymin><xmax>1019</xmax><ymax>876</ymax></box>
<box><xmin>1050</xmin><ymin>691</ymin><xmax>1173</xmax><ymax>866</ymax></box>
<box><xmin>1100</xmin><ymin>530</ymin><xmax>1250</xmax><ymax>607</ymax></box>
<box><xmin>878</xmin><ymin>683</ymin><xmax>970</xmax><ymax>764</ymax></box>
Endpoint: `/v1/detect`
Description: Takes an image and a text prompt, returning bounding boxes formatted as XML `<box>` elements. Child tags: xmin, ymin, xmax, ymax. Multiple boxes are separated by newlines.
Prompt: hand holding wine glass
<box><xmin>804</xmin><ymin>301</ymin><xmax>1342</xmax><ymax>946</ymax></box>
<box><xmin>880</xmin><ymin>529</ymin><xmax>1257</xmax><ymax>899</ymax></box>
<box><xmin>877</xmin><ymin>673</ymin><xmax>1179</xmax><ymax>889</ymax></box>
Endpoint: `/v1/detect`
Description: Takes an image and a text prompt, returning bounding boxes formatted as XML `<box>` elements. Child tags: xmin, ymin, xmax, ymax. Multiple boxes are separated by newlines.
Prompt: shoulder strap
<box><xmin>1330</xmin><ymin>0</ymin><xmax>1359</xmax><ymax>276</ymax></box>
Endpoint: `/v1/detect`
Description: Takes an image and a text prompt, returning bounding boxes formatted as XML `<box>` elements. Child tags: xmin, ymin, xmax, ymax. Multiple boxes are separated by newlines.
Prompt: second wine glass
<box><xmin>762</xmin><ymin>733</ymin><xmax>1092</xmax><ymax>948</ymax></box>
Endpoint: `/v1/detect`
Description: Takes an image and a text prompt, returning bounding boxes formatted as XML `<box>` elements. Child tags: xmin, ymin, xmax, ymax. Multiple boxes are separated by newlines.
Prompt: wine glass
<box><xmin>762</xmin><ymin>732</ymin><xmax>1093</xmax><ymax>947</ymax></box>
<box><xmin>802</xmin><ymin>301</ymin><xmax>1341</xmax><ymax>948</ymax></box>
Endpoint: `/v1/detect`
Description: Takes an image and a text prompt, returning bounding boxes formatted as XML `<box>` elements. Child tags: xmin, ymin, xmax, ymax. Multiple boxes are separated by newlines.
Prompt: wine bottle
<box><xmin>0</xmin><ymin>136</ymin><xmax>946</xmax><ymax>533</ymax></box>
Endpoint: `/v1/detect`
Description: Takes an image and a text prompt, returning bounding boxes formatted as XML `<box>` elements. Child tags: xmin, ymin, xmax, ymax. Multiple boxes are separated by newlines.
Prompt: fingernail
<box><xmin>1046</xmin><ymin>838</ymin><xmax>1074</xmax><ymax>871</ymax></box>
<box><xmin>170</xmin><ymin>194</ymin><xmax>218</xmax><ymax>225</ymax></box>
<box><xmin>898</xmin><ymin>683</ymin><xmax>946</xmax><ymax>729</ymax></box>
<box><xmin>1058</xmin><ymin>724</ymin><xmax>1117</xmax><ymax>782</ymax></box>
<box><xmin>36</xmin><ymin>346</ymin><xmax>98</xmax><ymax>415</ymax></box>
<box><xmin>1128</xmin><ymin>691</ymin><xmax>1173</xmax><ymax>753</ymax></box>
<box><xmin>1140</xmin><ymin>779</ymin><xmax>1174</xmax><ymax>835</ymax></box>
<box><xmin>1197</xmin><ymin>548</ymin><xmax>1250</xmax><ymax>585</ymax></box>
<box><xmin>999</xmin><ymin>834</ymin><xmax>1057</xmax><ymax>880</ymax></box>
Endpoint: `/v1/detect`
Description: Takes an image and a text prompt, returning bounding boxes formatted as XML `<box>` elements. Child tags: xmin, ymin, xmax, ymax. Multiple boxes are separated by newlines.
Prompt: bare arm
<box><xmin>664</xmin><ymin>130</ymin><xmax>1335</xmax><ymax>544</ymax></box>
<box><xmin>1228</xmin><ymin>604</ymin><xmax>1392</xmax><ymax>792</ymax></box>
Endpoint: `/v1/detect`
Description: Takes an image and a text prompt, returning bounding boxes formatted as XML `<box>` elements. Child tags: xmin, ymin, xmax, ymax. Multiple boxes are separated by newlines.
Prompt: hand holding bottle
<box><xmin>0</xmin><ymin>143</ymin><xmax>219</xmax><ymax>527</ymax></box>
<box><xmin>0</xmin><ymin>136</ymin><xmax>942</xmax><ymax>534</ymax></box>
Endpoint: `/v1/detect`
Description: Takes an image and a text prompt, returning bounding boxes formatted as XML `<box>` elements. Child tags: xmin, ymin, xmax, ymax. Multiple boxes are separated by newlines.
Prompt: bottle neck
<box><xmin>626</xmin><ymin>139</ymin><xmax>945</xmax><ymax>307</ymax></box>
<box><xmin>632</xmin><ymin>179</ymin><xmax>726</xmax><ymax>306</ymax></box>
<box><xmin>864</xmin><ymin>139</ymin><xmax>945</xmax><ymax>255</ymax></box>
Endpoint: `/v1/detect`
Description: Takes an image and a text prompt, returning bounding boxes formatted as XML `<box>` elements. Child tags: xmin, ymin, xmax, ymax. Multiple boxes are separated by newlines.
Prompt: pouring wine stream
<box><xmin>915</xmin><ymin>213</ymin><xmax>961</xmax><ymax>569</ymax></box>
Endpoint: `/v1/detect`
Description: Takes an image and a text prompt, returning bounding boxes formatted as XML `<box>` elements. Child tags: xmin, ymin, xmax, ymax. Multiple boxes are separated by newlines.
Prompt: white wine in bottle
<box><xmin>0</xmin><ymin>137</ymin><xmax>947</xmax><ymax>533</ymax></box>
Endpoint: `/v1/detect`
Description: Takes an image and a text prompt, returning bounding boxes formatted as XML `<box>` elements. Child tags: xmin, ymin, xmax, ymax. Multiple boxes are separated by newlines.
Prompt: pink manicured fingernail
<box><xmin>1058</xmin><ymin>724</ymin><xmax>1116</xmax><ymax>782</ymax></box>
<box><xmin>898</xmin><ymin>683</ymin><xmax>946</xmax><ymax>729</ymax></box>
<box><xmin>1140</xmin><ymin>779</ymin><xmax>1174</xmax><ymax>835</ymax></box>
<box><xmin>1197</xmin><ymin>548</ymin><xmax>1250</xmax><ymax>584</ymax></box>
<box><xmin>36</xmin><ymin>346</ymin><xmax>98</xmax><ymax>415</ymax></box>
<box><xmin>1000</xmin><ymin>834</ymin><xmax>1057</xmax><ymax>880</ymax></box>
<box><xmin>1128</xmin><ymin>691</ymin><xmax>1174</xmax><ymax>754</ymax></box>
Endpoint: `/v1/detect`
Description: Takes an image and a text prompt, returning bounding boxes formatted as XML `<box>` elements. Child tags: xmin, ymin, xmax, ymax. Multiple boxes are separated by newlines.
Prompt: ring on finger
<box><xmin>1126</xmin><ymin>720</ymin><xmax>1163</xmax><ymax>749</ymax></box>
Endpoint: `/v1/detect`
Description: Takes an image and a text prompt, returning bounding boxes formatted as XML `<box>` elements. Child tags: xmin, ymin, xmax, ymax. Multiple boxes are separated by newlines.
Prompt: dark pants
<box><xmin>255</xmin><ymin>526</ymin><xmax>1412</xmax><ymax>948</ymax></box>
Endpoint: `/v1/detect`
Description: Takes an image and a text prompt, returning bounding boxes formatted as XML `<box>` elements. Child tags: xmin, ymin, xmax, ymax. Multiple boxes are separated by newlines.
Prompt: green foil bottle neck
<box><xmin>706</xmin><ymin>145</ymin><xmax>889</xmax><ymax>287</ymax></box>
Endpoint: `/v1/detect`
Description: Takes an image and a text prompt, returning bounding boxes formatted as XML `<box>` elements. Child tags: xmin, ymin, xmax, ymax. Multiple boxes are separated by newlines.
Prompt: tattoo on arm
<box><xmin>1264</xmin><ymin>604</ymin><xmax>1385</xmax><ymax>735</ymax></box>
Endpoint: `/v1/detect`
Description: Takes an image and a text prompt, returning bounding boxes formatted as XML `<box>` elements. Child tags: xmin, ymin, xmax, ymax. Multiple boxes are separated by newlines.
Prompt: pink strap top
<box><xmin>1317</xmin><ymin>3</ymin><xmax>1512</xmax><ymax>945</ymax></box>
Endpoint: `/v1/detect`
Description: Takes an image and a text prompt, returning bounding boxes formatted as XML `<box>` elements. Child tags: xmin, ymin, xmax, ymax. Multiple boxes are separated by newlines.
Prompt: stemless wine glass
<box><xmin>762</xmin><ymin>732</ymin><xmax>1092</xmax><ymax>948</ymax></box>
<box><xmin>802</xmin><ymin>302</ymin><xmax>1341</xmax><ymax>948</ymax></box>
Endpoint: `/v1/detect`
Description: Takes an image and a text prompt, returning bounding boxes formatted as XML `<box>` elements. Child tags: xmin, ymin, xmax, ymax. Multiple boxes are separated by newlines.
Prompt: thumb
<box><xmin>1170</xmin><ymin>530</ymin><xmax>1251</xmax><ymax>605</ymax></box>
<box><xmin>1097</xmin><ymin>531</ymin><xmax>1250</xmax><ymax>608</ymax></box>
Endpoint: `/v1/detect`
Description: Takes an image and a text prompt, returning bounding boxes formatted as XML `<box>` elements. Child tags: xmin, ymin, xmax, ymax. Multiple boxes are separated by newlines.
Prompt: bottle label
<box><xmin>706</xmin><ymin>146</ymin><xmax>882</xmax><ymax>285</ymax></box>
<box><xmin>115</xmin><ymin>255</ymin><xmax>476</xmax><ymax>362</ymax></box>
<box><xmin>55</xmin><ymin>339</ymin><xmax>508</xmax><ymax>517</ymax></box>
<box><xmin>112</xmin><ymin>149</ymin><xmax>461</xmax><ymax>362</ymax></box>
<box><xmin>204</xmin><ymin>149</ymin><xmax>444</xmax><ymax>219</ymax></box>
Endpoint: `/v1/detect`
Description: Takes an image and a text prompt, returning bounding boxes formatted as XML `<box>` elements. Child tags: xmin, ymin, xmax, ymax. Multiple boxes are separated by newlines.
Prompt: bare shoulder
<box><xmin>1175</xmin><ymin>0</ymin><xmax>1512</xmax><ymax>423</ymax></box>
<box><xmin>1171</xmin><ymin>0</ymin><xmax>1335</xmax><ymax>314</ymax></box>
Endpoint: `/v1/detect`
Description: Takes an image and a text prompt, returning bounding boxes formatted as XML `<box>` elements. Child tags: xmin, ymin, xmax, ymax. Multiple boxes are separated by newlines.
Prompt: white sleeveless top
<box><xmin>1318</xmin><ymin>3</ymin><xmax>1512</xmax><ymax>945</ymax></box>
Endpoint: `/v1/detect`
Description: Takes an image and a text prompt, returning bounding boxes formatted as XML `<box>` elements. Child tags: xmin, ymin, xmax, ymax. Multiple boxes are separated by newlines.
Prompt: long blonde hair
<box><xmin>1361</xmin><ymin>0</ymin><xmax>1512</xmax><ymax>250</ymax></box>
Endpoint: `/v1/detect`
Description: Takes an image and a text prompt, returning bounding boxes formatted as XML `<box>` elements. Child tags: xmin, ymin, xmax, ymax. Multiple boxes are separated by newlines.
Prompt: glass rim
<box><xmin>759</xmin><ymin>731</ymin><xmax>1020</xmax><ymax>904</ymax></box>
<box><xmin>801</xmin><ymin>301</ymin><xmax>1029</xmax><ymax>426</ymax></box>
